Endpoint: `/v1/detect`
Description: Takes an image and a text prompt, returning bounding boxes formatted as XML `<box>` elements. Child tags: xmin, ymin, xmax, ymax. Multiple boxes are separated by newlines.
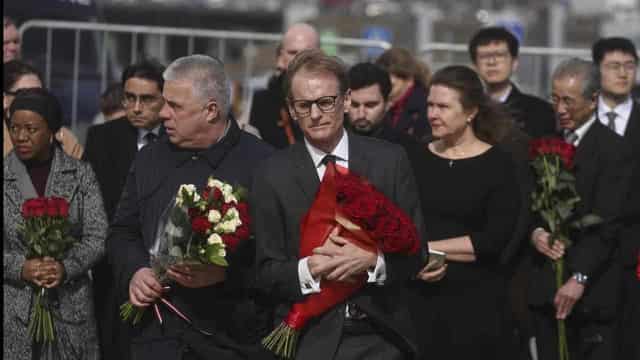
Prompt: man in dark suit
<box><xmin>469</xmin><ymin>27</ymin><xmax>556</xmax><ymax>138</ymax></box>
<box><xmin>248</xmin><ymin>23</ymin><xmax>319</xmax><ymax>149</ymax></box>
<box><xmin>83</xmin><ymin>59</ymin><xmax>166</xmax><ymax>360</ymax></box>
<box><xmin>253</xmin><ymin>49</ymin><xmax>425</xmax><ymax>360</ymax></box>
<box><xmin>108</xmin><ymin>54</ymin><xmax>274</xmax><ymax>359</ymax></box>
<box><xmin>529</xmin><ymin>58</ymin><xmax>631</xmax><ymax>360</ymax></box>
<box><xmin>592</xmin><ymin>36</ymin><xmax>640</xmax><ymax>359</ymax></box>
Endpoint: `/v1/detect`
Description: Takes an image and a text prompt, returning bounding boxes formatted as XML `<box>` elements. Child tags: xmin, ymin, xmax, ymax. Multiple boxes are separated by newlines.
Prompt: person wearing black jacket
<box><xmin>469</xmin><ymin>27</ymin><xmax>556</xmax><ymax>138</ymax></box>
<box><xmin>108</xmin><ymin>55</ymin><xmax>274</xmax><ymax>360</ymax></box>
<box><xmin>529</xmin><ymin>59</ymin><xmax>631</xmax><ymax>360</ymax></box>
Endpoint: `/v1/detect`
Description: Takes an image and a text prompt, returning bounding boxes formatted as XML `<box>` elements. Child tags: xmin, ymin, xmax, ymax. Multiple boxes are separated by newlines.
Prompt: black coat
<box><xmin>505</xmin><ymin>84</ymin><xmax>557</xmax><ymax>138</ymax></box>
<box><xmin>528</xmin><ymin>122</ymin><xmax>632</xmax><ymax>319</ymax></box>
<box><xmin>249</xmin><ymin>75</ymin><xmax>303</xmax><ymax>149</ymax></box>
<box><xmin>108</xmin><ymin>119</ymin><xmax>275</xmax><ymax>359</ymax></box>
<box><xmin>252</xmin><ymin>132</ymin><xmax>426</xmax><ymax>360</ymax></box>
<box><xmin>619</xmin><ymin>101</ymin><xmax>640</xmax><ymax>268</ymax></box>
<box><xmin>83</xmin><ymin>117</ymin><xmax>139</xmax><ymax>221</ymax></box>
<box><xmin>387</xmin><ymin>83</ymin><xmax>430</xmax><ymax>142</ymax></box>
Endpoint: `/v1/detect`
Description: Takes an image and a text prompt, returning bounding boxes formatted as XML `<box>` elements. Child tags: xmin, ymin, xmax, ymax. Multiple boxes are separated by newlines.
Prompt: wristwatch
<box><xmin>572</xmin><ymin>272</ymin><xmax>589</xmax><ymax>285</ymax></box>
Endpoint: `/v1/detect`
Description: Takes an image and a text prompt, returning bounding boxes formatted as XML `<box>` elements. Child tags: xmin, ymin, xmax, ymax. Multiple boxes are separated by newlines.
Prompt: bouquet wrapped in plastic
<box><xmin>120</xmin><ymin>176</ymin><xmax>251</xmax><ymax>326</ymax></box>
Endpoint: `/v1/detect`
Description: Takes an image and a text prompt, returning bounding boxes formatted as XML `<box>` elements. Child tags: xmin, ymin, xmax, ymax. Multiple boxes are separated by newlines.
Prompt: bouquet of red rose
<box><xmin>262</xmin><ymin>163</ymin><xmax>420</xmax><ymax>359</ymax></box>
<box><xmin>19</xmin><ymin>197</ymin><xmax>75</xmax><ymax>344</ymax></box>
<box><xmin>120</xmin><ymin>176</ymin><xmax>251</xmax><ymax>326</ymax></box>
<box><xmin>529</xmin><ymin>138</ymin><xmax>602</xmax><ymax>360</ymax></box>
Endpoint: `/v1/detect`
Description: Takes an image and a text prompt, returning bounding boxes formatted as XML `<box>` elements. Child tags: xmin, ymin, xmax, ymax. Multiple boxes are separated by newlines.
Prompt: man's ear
<box><xmin>205</xmin><ymin>99</ymin><xmax>220</xmax><ymax>123</ymax></box>
<box><xmin>511</xmin><ymin>57</ymin><xmax>519</xmax><ymax>74</ymax></box>
<box><xmin>589</xmin><ymin>91</ymin><xmax>600</xmax><ymax>112</ymax></box>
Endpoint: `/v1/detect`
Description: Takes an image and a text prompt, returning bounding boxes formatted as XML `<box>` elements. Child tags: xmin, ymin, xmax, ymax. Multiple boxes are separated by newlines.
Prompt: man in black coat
<box><xmin>252</xmin><ymin>49</ymin><xmax>425</xmax><ymax>360</ymax></box>
<box><xmin>248</xmin><ymin>23</ymin><xmax>319</xmax><ymax>149</ymax></box>
<box><xmin>469</xmin><ymin>27</ymin><xmax>556</xmax><ymax>138</ymax></box>
<box><xmin>529</xmin><ymin>58</ymin><xmax>631</xmax><ymax>360</ymax></box>
<box><xmin>345</xmin><ymin>62</ymin><xmax>426</xmax><ymax>168</ymax></box>
<box><xmin>591</xmin><ymin>36</ymin><xmax>640</xmax><ymax>359</ymax></box>
<box><xmin>83</xmin><ymin>59</ymin><xmax>166</xmax><ymax>360</ymax></box>
<box><xmin>108</xmin><ymin>54</ymin><xmax>274</xmax><ymax>360</ymax></box>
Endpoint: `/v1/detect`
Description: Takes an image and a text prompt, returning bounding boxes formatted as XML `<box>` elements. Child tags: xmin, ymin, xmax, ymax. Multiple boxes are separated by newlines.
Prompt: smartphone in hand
<box><xmin>425</xmin><ymin>249</ymin><xmax>446</xmax><ymax>271</ymax></box>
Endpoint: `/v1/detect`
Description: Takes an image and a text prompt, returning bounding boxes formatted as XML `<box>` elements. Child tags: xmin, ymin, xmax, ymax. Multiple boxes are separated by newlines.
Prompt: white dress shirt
<box><xmin>567</xmin><ymin>114</ymin><xmax>597</xmax><ymax>147</ymax></box>
<box><xmin>597</xmin><ymin>95</ymin><xmax>632</xmax><ymax>137</ymax></box>
<box><xmin>298</xmin><ymin>130</ymin><xmax>387</xmax><ymax>295</ymax></box>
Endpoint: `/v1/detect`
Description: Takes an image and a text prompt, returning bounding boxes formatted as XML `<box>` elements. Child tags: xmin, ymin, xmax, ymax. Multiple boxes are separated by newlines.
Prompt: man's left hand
<box><xmin>554</xmin><ymin>277</ymin><xmax>585</xmax><ymax>320</ymax></box>
<box><xmin>312</xmin><ymin>234</ymin><xmax>376</xmax><ymax>282</ymax></box>
<box><xmin>167</xmin><ymin>263</ymin><xmax>226</xmax><ymax>288</ymax></box>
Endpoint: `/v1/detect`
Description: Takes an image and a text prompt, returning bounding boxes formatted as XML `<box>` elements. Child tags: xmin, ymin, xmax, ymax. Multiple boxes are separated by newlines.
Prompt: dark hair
<box><xmin>10</xmin><ymin>87</ymin><xmax>63</xmax><ymax>134</ymax></box>
<box><xmin>121</xmin><ymin>59</ymin><xmax>166</xmax><ymax>91</ymax></box>
<box><xmin>348</xmin><ymin>62</ymin><xmax>392</xmax><ymax>101</ymax></box>
<box><xmin>468</xmin><ymin>26</ymin><xmax>519</xmax><ymax>63</ymax></box>
<box><xmin>100</xmin><ymin>82</ymin><xmax>125</xmax><ymax>116</ymax></box>
<box><xmin>4</xmin><ymin>16</ymin><xmax>16</xmax><ymax>28</ymax></box>
<box><xmin>3</xmin><ymin>60</ymin><xmax>42</xmax><ymax>92</ymax></box>
<box><xmin>591</xmin><ymin>37</ymin><xmax>638</xmax><ymax>65</ymax></box>
<box><xmin>429</xmin><ymin>65</ymin><xmax>513</xmax><ymax>145</ymax></box>
<box><xmin>375</xmin><ymin>47</ymin><xmax>431</xmax><ymax>87</ymax></box>
<box><xmin>284</xmin><ymin>49</ymin><xmax>349</xmax><ymax>99</ymax></box>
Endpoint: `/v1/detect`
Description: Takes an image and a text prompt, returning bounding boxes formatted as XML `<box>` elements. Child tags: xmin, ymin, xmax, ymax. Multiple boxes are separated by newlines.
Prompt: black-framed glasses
<box><xmin>290</xmin><ymin>95</ymin><xmax>340</xmax><ymax>116</ymax></box>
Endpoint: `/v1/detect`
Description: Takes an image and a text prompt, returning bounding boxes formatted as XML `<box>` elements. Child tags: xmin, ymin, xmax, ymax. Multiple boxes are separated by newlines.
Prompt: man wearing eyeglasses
<box><xmin>83</xmin><ymin>59</ymin><xmax>166</xmax><ymax>360</ymax></box>
<box><xmin>469</xmin><ymin>27</ymin><xmax>556</xmax><ymax>138</ymax></box>
<box><xmin>592</xmin><ymin>37</ymin><xmax>640</xmax><ymax>359</ymax></box>
<box><xmin>529</xmin><ymin>58</ymin><xmax>631</xmax><ymax>360</ymax></box>
<box><xmin>253</xmin><ymin>49</ymin><xmax>425</xmax><ymax>360</ymax></box>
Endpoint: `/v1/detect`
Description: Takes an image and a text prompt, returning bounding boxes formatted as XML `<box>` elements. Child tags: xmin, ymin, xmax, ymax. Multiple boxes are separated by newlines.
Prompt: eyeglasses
<box><xmin>550</xmin><ymin>95</ymin><xmax>578</xmax><ymax>109</ymax></box>
<box><xmin>476</xmin><ymin>51</ymin><xmax>510</xmax><ymax>63</ymax></box>
<box><xmin>602</xmin><ymin>61</ymin><xmax>637</xmax><ymax>73</ymax></box>
<box><xmin>122</xmin><ymin>93</ymin><xmax>163</xmax><ymax>108</ymax></box>
<box><xmin>290</xmin><ymin>95</ymin><xmax>340</xmax><ymax>116</ymax></box>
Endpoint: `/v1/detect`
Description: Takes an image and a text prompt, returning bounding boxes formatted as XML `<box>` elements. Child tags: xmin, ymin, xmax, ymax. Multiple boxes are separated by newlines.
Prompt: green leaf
<box><xmin>571</xmin><ymin>214</ymin><xmax>603</xmax><ymax>229</ymax></box>
<box><xmin>209</xmin><ymin>255</ymin><xmax>228</xmax><ymax>267</ymax></box>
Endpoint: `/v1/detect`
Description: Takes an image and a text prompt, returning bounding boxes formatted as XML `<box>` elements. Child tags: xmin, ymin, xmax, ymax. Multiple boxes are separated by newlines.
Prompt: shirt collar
<box><xmin>497</xmin><ymin>84</ymin><xmax>513</xmax><ymax>103</ymax></box>
<box><xmin>138</xmin><ymin>126</ymin><xmax>161</xmax><ymax>142</ymax></box>
<box><xmin>304</xmin><ymin>129</ymin><xmax>349</xmax><ymax>168</ymax></box>
<box><xmin>571</xmin><ymin>113</ymin><xmax>597</xmax><ymax>146</ymax></box>
<box><xmin>598</xmin><ymin>95</ymin><xmax>633</xmax><ymax>122</ymax></box>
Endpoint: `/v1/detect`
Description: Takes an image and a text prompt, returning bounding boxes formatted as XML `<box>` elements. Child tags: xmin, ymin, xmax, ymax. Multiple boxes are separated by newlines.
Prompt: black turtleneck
<box><xmin>24</xmin><ymin>153</ymin><xmax>53</xmax><ymax>197</ymax></box>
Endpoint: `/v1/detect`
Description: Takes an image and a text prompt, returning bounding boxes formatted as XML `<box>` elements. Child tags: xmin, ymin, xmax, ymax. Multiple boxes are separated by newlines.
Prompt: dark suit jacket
<box><xmin>505</xmin><ymin>84</ymin><xmax>557</xmax><ymax>138</ymax></box>
<box><xmin>83</xmin><ymin>117</ymin><xmax>139</xmax><ymax>221</ymax></box>
<box><xmin>108</xmin><ymin>119</ymin><xmax>275</xmax><ymax>359</ymax></box>
<box><xmin>619</xmin><ymin>101</ymin><xmax>640</xmax><ymax>268</ymax></box>
<box><xmin>252</xmin><ymin>132</ymin><xmax>426</xmax><ymax>359</ymax></box>
<box><xmin>529</xmin><ymin>122</ymin><xmax>632</xmax><ymax>319</ymax></box>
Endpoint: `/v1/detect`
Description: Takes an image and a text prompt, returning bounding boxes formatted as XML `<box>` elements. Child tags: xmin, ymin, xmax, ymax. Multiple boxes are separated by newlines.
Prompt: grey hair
<box><xmin>551</xmin><ymin>57</ymin><xmax>601</xmax><ymax>99</ymax></box>
<box><xmin>163</xmin><ymin>54</ymin><xmax>231</xmax><ymax>117</ymax></box>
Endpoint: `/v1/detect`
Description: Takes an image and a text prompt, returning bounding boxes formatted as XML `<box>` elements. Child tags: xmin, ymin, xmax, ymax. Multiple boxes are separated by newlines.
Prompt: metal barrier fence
<box><xmin>419</xmin><ymin>42</ymin><xmax>594</xmax><ymax>99</ymax></box>
<box><xmin>19</xmin><ymin>20</ymin><xmax>391</xmax><ymax>137</ymax></box>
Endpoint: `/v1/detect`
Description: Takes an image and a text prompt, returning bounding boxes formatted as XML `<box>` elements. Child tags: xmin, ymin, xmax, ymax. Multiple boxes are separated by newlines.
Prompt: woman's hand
<box><xmin>22</xmin><ymin>258</ymin><xmax>46</xmax><ymax>286</ymax></box>
<box><xmin>416</xmin><ymin>263</ymin><xmax>448</xmax><ymax>282</ymax></box>
<box><xmin>40</xmin><ymin>257</ymin><xmax>65</xmax><ymax>288</ymax></box>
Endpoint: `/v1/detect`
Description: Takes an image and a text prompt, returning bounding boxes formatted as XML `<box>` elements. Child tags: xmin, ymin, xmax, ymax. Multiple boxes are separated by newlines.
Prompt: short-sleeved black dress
<box><xmin>411</xmin><ymin>145</ymin><xmax>521</xmax><ymax>360</ymax></box>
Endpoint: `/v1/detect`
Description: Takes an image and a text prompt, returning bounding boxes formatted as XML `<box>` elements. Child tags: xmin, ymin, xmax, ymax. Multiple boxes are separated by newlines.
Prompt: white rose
<box><xmin>207</xmin><ymin>209</ymin><xmax>222</xmax><ymax>223</ymax></box>
<box><xmin>207</xmin><ymin>233</ymin><xmax>223</xmax><ymax>245</ymax></box>
<box><xmin>224</xmin><ymin>207</ymin><xmax>240</xmax><ymax>221</ymax></box>
<box><xmin>215</xmin><ymin>220</ymin><xmax>239</xmax><ymax>234</ymax></box>
<box><xmin>176</xmin><ymin>184</ymin><xmax>197</xmax><ymax>206</ymax></box>
<box><xmin>208</xmin><ymin>178</ymin><xmax>225</xmax><ymax>190</ymax></box>
<box><xmin>223</xmin><ymin>193</ymin><xmax>238</xmax><ymax>204</ymax></box>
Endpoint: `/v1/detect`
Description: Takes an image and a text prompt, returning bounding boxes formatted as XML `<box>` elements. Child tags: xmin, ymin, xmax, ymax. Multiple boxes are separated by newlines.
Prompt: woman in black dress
<box><xmin>412</xmin><ymin>66</ymin><xmax>521</xmax><ymax>359</ymax></box>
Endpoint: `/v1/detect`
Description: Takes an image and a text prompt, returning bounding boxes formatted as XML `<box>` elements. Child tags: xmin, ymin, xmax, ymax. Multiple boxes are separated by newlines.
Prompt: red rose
<box><xmin>235</xmin><ymin>224</ymin><xmax>250</xmax><ymax>240</ymax></box>
<box><xmin>46</xmin><ymin>199</ymin><xmax>59</xmax><ymax>216</ymax></box>
<box><xmin>212</xmin><ymin>188</ymin><xmax>223</xmax><ymax>202</ymax></box>
<box><xmin>236</xmin><ymin>202</ymin><xmax>251</xmax><ymax>225</ymax></box>
<box><xmin>202</xmin><ymin>186</ymin><xmax>211</xmax><ymax>201</ymax></box>
<box><xmin>336</xmin><ymin>174</ymin><xmax>368</xmax><ymax>202</ymax></box>
<box><xmin>342</xmin><ymin>196</ymin><xmax>379</xmax><ymax>223</ymax></box>
<box><xmin>222</xmin><ymin>234</ymin><xmax>240</xmax><ymax>251</ymax></box>
<box><xmin>57</xmin><ymin>198</ymin><xmax>70</xmax><ymax>218</ymax></box>
<box><xmin>188</xmin><ymin>207</ymin><xmax>200</xmax><ymax>219</ymax></box>
<box><xmin>221</xmin><ymin>203</ymin><xmax>234</xmax><ymax>216</ymax></box>
<box><xmin>191</xmin><ymin>216</ymin><xmax>210</xmax><ymax>234</ymax></box>
<box><xmin>29</xmin><ymin>198</ymin><xmax>47</xmax><ymax>217</ymax></box>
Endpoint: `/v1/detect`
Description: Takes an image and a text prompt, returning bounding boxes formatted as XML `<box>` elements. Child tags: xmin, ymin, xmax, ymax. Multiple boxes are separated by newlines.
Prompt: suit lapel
<box><xmin>291</xmin><ymin>142</ymin><xmax>320</xmax><ymax>204</ymax></box>
<box><xmin>623</xmin><ymin>101</ymin><xmax>640</xmax><ymax>147</ymax></box>
<box><xmin>574</xmin><ymin>123</ymin><xmax>600</xmax><ymax>212</ymax></box>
